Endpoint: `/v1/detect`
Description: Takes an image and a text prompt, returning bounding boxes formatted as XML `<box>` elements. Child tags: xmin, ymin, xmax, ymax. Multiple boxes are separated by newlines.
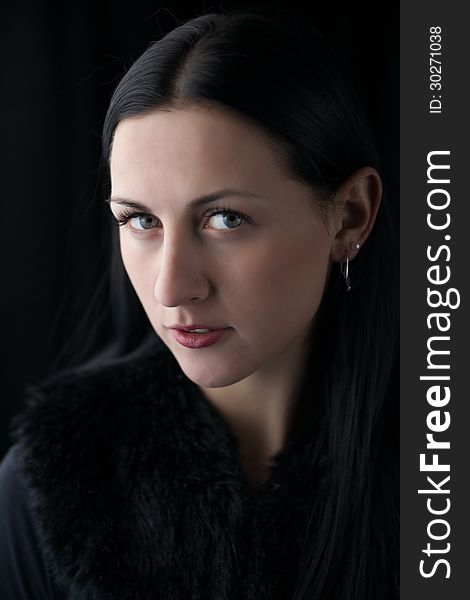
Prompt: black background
<box><xmin>1</xmin><ymin>0</ymin><xmax>398</xmax><ymax>458</ymax></box>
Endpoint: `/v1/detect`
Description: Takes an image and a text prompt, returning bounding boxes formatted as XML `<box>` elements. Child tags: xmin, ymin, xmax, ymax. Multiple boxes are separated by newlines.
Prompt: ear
<box><xmin>329</xmin><ymin>166</ymin><xmax>382</xmax><ymax>263</ymax></box>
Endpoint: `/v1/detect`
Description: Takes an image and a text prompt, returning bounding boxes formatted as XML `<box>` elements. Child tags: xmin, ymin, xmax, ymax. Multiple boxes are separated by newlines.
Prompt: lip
<box><xmin>170</xmin><ymin>327</ymin><xmax>232</xmax><ymax>349</ymax></box>
<box><xmin>168</xmin><ymin>324</ymin><xmax>227</xmax><ymax>331</ymax></box>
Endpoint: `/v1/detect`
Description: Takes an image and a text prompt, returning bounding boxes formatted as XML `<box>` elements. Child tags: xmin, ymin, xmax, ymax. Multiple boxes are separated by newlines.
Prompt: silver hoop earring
<box><xmin>340</xmin><ymin>256</ymin><xmax>351</xmax><ymax>292</ymax></box>
<box><xmin>339</xmin><ymin>242</ymin><xmax>360</xmax><ymax>292</ymax></box>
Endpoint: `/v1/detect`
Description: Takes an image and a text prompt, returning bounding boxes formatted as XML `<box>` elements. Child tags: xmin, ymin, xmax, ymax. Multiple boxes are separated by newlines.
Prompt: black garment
<box><xmin>0</xmin><ymin>345</ymin><xmax>333</xmax><ymax>599</ymax></box>
<box><xmin>0</xmin><ymin>444</ymin><xmax>67</xmax><ymax>599</ymax></box>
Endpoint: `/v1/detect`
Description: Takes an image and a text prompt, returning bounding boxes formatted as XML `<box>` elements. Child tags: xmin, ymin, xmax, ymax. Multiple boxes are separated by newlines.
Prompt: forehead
<box><xmin>109</xmin><ymin>106</ymin><xmax>292</xmax><ymax>195</ymax></box>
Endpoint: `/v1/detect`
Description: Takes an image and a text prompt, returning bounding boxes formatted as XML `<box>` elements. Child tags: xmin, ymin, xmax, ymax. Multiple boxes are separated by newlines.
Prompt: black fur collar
<box><xmin>10</xmin><ymin>346</ymin><xmax>327</xmax><ymax>599</ymax></box>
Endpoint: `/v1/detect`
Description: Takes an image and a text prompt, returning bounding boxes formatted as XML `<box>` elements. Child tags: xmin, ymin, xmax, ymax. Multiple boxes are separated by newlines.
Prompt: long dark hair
<box><xmin>50</xmin><ymin>6</ymin><xmax>399</xmax><ymax>599</ymax></box>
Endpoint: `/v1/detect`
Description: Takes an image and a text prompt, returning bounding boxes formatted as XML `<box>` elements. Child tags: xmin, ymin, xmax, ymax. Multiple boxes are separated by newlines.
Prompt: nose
<box><xmin>153</xmin><ymin>229</ymin><xmax>210</xmax><ymax>307</ymax></box>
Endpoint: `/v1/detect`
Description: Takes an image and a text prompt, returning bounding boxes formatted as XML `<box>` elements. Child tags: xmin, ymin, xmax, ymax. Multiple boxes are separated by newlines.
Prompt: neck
<box><xmin>197</xmin><ymin>335</ymin><xmax>313</xmax><ymax>466</ymax></box>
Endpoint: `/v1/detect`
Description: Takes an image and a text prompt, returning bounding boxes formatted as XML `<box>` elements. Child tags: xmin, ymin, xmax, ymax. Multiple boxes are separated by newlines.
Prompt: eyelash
<box><xmin>112</xmin><ymin>204</ymin><xmax>253</xmax><ymax>232</ymax></box>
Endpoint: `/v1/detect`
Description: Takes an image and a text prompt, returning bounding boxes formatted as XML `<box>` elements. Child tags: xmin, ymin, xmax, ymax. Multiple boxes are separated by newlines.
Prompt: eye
<box><xmin>129</xmin><ymin>214</ymin><xmax>159</xmax><ymax>231</ymax></box>
<box><xmin>113</xmin><ymin>210</ymin><xmax>160</xmax><ymax>231</ymax></box>
<box><xmin>203</xmin><ymin>207</ymin><xmax>248</xmax><ymax>230</ymax></box>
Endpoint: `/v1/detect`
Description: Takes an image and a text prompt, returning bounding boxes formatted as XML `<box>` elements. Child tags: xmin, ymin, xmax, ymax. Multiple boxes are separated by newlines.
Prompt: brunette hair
<box><xmin>50</xmin><ymin>6</ymin><xmax>399</xmax><ymax>599</ymax></box>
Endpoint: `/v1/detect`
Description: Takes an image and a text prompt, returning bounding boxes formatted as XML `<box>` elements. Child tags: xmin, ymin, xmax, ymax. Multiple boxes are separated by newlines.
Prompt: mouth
<box><xmin>169</xmin><ymin>327</ymin><xmax>232</xmax><ymax>349</ymax></box>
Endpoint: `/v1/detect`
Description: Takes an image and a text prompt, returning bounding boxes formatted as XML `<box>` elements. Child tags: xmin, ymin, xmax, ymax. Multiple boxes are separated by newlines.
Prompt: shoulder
<box><xmin>2</xmin><ymin>347</ymin><xmax>238</xmax><ymax>597</ymax></box>
<box><xmin>7</xmin><ymin>345</ymin><xmax>193</xmax><ymax>535</ymax></box>
<box><xmin>2</xmin><ymin>346</ymin><xmax>200</xmax><ymax>595</ymax></box>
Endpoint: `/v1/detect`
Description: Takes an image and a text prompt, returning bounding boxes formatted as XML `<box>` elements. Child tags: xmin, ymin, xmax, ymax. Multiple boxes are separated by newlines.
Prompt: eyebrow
<box><xmin>105</xmin><ymin>189</ymin><xmax>263</xmax><ymax>213</ymax></box>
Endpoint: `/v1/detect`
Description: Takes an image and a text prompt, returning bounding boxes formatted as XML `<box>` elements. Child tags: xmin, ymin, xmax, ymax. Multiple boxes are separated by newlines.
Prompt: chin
<box><xmin>174</xmin><ymin>355</ymin><xmax>249</xmax><ymax>389</ymax></box>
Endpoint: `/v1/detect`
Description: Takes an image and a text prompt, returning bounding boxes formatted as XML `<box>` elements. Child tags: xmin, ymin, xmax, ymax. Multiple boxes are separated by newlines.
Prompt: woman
<box><xmin>0</xmin><ymin>5</ymin><xmax>399</xmax><ymax>599</ymax></box>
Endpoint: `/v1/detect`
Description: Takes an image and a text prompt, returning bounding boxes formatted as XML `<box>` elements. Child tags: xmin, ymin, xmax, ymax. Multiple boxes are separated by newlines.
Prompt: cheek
<box><xmin>119</xmin><ymin>237</ymin><xmax>154</xmax><ymax>300</ymax></box>
<box><xmin>235</xmin><ymin>232</ymin><xmax>329</xmax><ymax>332</ymax></box>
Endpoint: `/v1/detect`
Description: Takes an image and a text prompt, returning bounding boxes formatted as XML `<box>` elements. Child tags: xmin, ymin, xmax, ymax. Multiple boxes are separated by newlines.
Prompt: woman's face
<box><xmin>109</xmin><ymin>105</ymin><xmax>335</xmax><ymax>387</ymax></box>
